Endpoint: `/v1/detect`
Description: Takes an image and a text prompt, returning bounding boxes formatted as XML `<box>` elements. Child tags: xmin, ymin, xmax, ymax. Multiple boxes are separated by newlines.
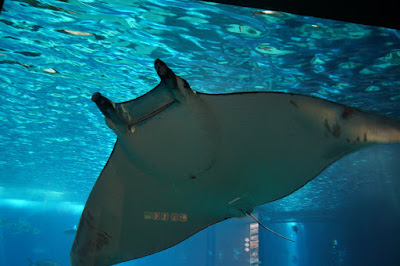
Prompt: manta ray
<box><xmin>70</xmin><ymin>59</ymin><xmax>400</xmax><ymax>266</ymax></box>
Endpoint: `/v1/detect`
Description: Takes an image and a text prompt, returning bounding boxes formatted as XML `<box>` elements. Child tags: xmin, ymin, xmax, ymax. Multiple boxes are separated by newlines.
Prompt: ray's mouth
<box><xmin>92</xmin><ymin>92</ymin><xmax>177</xmax><ymax>130</ymax></box>
<box><xmin>129</xmin><ymin>100</ymin><xmax>176</xmax><ymax>126</ymax></box>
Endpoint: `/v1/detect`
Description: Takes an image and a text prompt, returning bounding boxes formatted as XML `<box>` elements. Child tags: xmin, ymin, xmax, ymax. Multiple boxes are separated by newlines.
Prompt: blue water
<box><xmin>1</xmin><ymin>0</ymin><xmax>400</xmax><ymax>265</ymax></box>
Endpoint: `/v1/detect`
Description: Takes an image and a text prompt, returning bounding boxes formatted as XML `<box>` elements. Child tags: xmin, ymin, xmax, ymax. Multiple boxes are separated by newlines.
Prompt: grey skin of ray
<box><xmin>70</xmin><ymin>59</ymin><xmax>400</xmax><ymax>266</ymax></box>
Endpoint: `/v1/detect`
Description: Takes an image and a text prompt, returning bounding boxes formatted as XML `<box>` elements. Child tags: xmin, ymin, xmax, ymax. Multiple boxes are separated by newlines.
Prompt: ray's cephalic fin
<box><xmin>92</xmin><ymin>92</ymin><xmax>114</xmax><ymax>119</ymax></box>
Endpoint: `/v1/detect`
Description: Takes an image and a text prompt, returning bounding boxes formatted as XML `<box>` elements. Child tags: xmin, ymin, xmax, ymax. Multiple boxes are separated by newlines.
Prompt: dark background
<box><xmin>201</xmin><ymin>0</ymin><xmax>400</xmax><ymax>30</ymax></box>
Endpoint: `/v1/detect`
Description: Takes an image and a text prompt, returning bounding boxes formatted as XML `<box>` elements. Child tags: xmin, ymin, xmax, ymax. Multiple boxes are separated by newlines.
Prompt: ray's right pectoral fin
<box><xmin>71</xmin><ymin>141</ymin><xmax>230</xmax><ymax>266</ymax></box>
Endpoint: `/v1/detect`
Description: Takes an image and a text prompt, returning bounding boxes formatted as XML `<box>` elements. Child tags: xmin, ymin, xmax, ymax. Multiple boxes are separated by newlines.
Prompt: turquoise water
<box><xmin>1</xmin><ymin>0</ymin><xmax>400</xmax><ymax>265</ymax></box>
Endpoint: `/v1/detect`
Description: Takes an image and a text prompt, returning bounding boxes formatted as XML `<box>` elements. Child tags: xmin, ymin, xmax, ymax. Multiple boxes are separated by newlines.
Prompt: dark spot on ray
<box><xmin>290</xmin><ymin>100</ymin><xmax>298</xmax><ymax>108</ymax></box>
<box><xmin>331</xmin><ymin>123</ymin><xmax>341</xmax><ymax>137</ymax></box>
<box><xmin>96</xmin><ymin>231</ymin><xmax>111</xmax><ymax>250</ymax></box>
<box><xmin>103</xmin><ymin>232</ymin><xmax>112</xmax><ymax>239</ymax></box>
<box><xmin>364</xmin><ymin>133</ymin><xmax>368</xmax><ymax>142</ymax></box>
<box><xmin>342</xmin><ymin>107</ymin><xmax>356</xmax><ymax>119</ymax></box>
<box><xmin>346</xmin><ymin>138</ymin><xmax>350</xmax><ymax>143</ymax></box>
<box><xmin>357</xmin><ymin>136</ymin><xmax>360</xmax><ymax>142</ymax></box>
<box><xmin>190</xmin><ymin>175</ymin><xmax>197</xmax><ymax>180</ymax></box>
<box><xmin>324</xmin><ymin>119</ymin><xmax>331</xmax><ymax>133</ymax></box>
<box><xmin>324</xmin><ymin>119</ymin><xmax>340</xmax><ymax>138</ymax></box>
<box><xmin>83</xmin><ymin>210</ymin><xmax>97</xmax><ymax>231</ymax></box>
<box><xmin>87</xmin><ymin>210</ymin><xmax>94</xmax><ymax>220</ymax></box>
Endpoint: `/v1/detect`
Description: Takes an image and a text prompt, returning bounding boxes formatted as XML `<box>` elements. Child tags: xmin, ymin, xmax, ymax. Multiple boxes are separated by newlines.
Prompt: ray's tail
<box><xmin>244</xmin><ymin>211</ymin><xmax>295</xmax><ymax>243</ymax></box>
